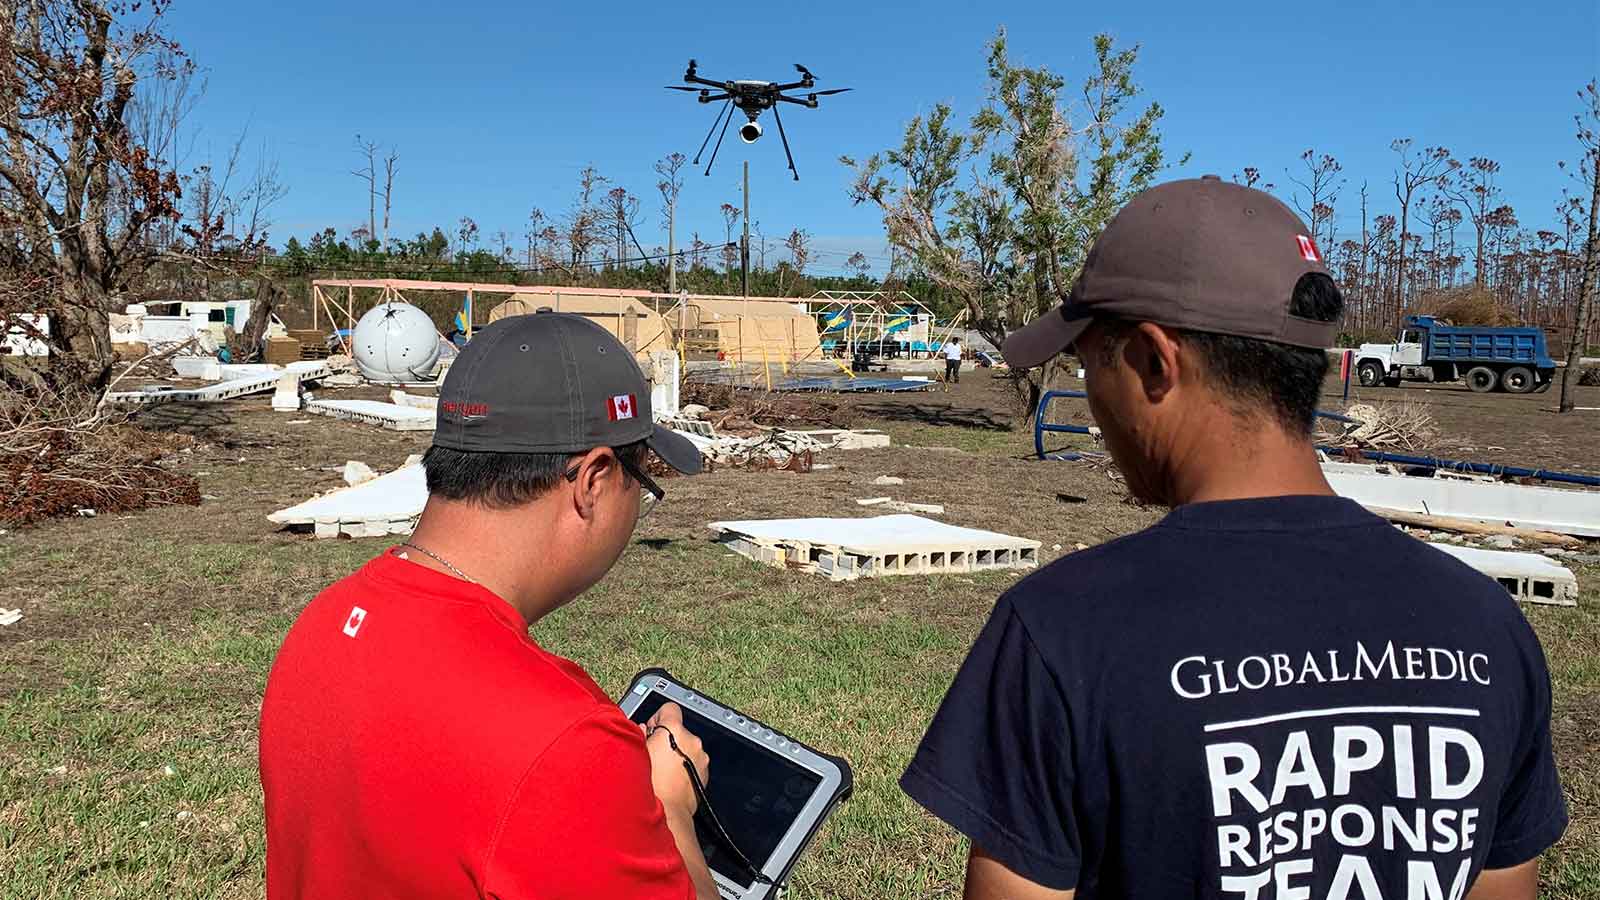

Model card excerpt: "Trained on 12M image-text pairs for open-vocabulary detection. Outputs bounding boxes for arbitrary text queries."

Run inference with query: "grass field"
[2,374,1598,898]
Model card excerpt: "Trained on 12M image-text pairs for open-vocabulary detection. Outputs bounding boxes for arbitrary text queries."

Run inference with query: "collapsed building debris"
[1429,543,1579,606]
[304,399,436,431]
[674,428,822,471]
[1323,461,1600,538]
[708,514,1039,581]
[105,362,332,406]
[1323,401,1439,451]
[268,457,426,538]
[856,497,945,515]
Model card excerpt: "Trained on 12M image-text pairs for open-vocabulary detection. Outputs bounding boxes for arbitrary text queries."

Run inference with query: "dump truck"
[1354,315,1556,394]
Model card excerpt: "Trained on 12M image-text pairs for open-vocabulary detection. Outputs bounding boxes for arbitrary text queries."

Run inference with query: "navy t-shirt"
[902,495,1566,898]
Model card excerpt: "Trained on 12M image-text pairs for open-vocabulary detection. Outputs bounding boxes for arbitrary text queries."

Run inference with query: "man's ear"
[1128,322,1182,402]
[568,447,617,521]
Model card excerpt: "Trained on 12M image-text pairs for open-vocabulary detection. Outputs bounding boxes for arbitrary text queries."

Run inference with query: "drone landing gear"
[693,100,735,174]
[771,103,799,181]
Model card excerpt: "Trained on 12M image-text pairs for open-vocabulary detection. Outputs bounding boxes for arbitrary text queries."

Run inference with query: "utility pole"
[741,160,751,297]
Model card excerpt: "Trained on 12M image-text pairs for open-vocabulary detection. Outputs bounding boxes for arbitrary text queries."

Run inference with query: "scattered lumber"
[1366,506,1583,548]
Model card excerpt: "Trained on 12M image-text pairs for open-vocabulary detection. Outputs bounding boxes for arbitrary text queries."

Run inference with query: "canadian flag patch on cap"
[1296,234,1321,262]
[607,394,637,421]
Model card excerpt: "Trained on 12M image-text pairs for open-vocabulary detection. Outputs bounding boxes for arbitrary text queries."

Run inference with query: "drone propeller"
[809,88,852,97]
[665,85,703,92]
[794,63,814,79]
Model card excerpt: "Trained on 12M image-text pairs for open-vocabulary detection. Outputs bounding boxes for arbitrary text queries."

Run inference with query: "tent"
[487,293,674,357]
[668,297,823,363]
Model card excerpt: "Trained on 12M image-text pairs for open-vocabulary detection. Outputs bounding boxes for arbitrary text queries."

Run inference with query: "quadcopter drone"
[665,60,851,180]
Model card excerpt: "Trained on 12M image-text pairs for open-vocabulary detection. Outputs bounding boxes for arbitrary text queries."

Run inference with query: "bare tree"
[526,207,547,267]
[1287,150,1343,252]
[720,202,742,272]
[1391,139,1455,321]
[565,164,607,267]
[605,186,642,269]
[782,228,811,293]
[0,0,188,385]
[352,134,378,249]
[382,147,398,249]
[654,152,687,292]
[1559,83,1600,412]
[845,251,871,280]
[1445,156,1503,287]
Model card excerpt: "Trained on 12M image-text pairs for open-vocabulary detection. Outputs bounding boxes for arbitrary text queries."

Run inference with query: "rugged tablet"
[620,669,852,900]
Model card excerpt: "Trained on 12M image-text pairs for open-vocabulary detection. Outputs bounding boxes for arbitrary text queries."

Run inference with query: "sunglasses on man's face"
[564,449,665,519]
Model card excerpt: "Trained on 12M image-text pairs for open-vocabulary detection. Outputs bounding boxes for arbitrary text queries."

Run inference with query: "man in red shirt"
[260,311,718,899]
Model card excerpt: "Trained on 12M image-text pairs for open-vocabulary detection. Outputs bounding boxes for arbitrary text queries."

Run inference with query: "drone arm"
[775,94,818,108]
[771,79,811,92]
[697,92,730,103]
[684,73,730,89]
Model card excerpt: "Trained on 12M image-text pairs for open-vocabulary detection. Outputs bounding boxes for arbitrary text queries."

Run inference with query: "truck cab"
[1355,326,1425,388]
[1354,315,1555,394]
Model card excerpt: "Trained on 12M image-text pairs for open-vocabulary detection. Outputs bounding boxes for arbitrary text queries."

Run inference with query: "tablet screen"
[629,691,823,889]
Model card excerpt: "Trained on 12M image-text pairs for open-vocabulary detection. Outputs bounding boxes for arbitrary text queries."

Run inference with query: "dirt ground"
[857,365,1600,476]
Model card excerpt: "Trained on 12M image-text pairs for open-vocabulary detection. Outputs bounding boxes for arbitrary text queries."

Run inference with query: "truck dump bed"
[1409,317,1553,368]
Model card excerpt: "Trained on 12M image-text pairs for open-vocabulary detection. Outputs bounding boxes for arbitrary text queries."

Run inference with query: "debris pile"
[1580,365,1600,387]
[1324,402,1438,451]
[675,427,823,472]
[681,380,859,432]
[1,385,199,527]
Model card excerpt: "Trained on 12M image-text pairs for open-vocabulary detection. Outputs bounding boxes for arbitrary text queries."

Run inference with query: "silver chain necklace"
[397,542,476,584]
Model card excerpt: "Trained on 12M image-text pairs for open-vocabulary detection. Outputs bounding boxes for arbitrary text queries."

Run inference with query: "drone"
[665,60,851,180]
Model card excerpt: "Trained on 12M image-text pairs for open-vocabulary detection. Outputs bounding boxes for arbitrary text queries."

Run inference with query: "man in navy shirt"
[900,177,1566,900]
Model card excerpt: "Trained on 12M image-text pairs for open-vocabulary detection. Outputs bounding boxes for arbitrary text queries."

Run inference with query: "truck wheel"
[1357,361,1385,387]
[1501,366,1536,394]
[1465,366,1499,393]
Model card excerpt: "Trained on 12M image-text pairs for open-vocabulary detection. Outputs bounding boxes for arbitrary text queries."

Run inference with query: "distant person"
[900,177,1565,900]
[944,336,963,384]
[260,313,720,900]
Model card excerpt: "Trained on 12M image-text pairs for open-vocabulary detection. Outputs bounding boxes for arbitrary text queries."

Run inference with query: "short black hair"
[1097,273,1343,434]
[1181,273,1344,433]
[422,441,648,509]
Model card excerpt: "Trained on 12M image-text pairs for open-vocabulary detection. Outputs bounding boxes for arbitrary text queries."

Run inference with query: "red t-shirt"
[259,552,693,899]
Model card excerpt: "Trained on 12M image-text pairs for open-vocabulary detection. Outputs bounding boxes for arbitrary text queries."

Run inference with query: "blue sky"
[165,0,1596,274]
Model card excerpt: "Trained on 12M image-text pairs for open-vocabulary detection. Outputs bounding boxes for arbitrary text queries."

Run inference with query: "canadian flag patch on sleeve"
[607,394,637,421]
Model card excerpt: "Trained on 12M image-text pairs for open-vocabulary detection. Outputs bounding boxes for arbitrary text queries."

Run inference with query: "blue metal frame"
[1034,390,1092,459]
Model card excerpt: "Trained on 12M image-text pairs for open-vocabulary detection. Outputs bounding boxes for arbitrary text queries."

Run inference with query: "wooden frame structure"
[308,279,828,365]
[310,279,662,355]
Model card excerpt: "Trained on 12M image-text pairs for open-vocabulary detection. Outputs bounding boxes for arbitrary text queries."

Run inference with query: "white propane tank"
[351,301,442,383]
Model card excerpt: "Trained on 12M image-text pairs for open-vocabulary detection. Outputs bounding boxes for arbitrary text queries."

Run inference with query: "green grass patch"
[2,525,1596,898]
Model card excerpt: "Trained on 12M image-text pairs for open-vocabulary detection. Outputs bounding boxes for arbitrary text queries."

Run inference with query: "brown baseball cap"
[1003,176,1336,369]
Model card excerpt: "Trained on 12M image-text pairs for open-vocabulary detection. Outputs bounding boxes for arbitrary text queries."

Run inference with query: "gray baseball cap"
[1003,176,1337,368]
[432,312,702,474]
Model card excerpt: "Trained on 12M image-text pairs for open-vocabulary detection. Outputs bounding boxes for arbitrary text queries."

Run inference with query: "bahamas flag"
[822,308,853,333]
[453,295,470,334]
[883,310,912,334]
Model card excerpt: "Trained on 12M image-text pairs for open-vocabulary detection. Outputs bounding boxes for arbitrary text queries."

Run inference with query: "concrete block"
[709,515,1038,582]
[1431,543,1579,606]
[305,399,436,431]
[271,373,302,411]
[270,463,428,539]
